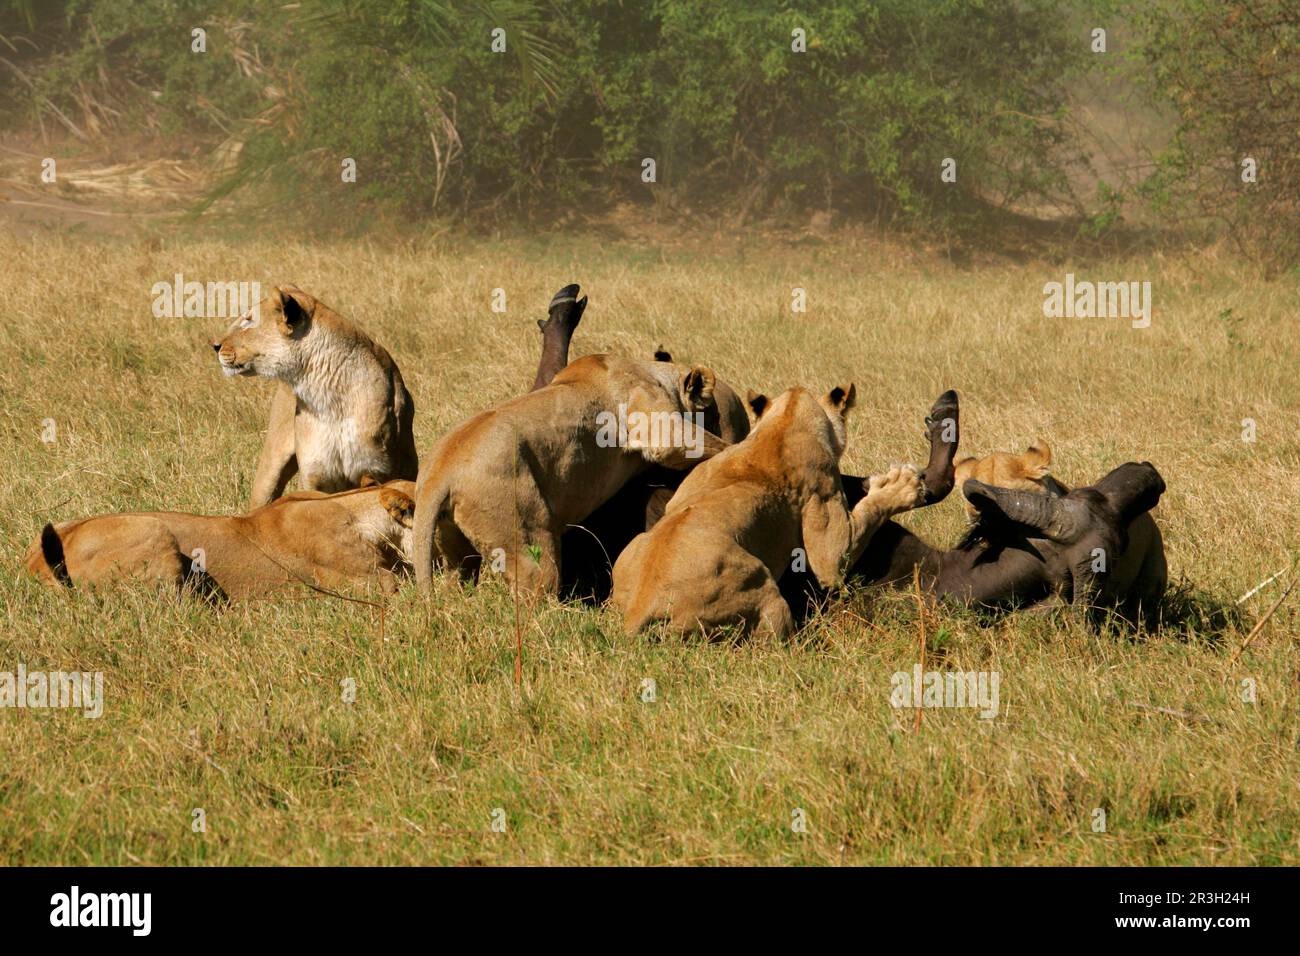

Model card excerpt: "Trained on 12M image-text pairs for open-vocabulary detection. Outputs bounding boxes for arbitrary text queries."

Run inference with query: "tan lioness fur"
[954,441,1052,518]
[25,481,417,600]
[212,286,418,508]
[412,353,733,596]
[651,347,750,444]
[611,385,926,639]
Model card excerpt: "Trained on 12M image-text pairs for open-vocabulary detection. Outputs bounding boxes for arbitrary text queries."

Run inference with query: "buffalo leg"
[532,283,587,391]
[918,388,960,506]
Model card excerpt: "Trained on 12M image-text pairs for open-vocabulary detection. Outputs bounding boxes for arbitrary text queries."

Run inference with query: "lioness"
[412,353,732,596]
[25,481,417,600]
[954,441,1055,518]
[611,384,926,639]
[212,286,418,508]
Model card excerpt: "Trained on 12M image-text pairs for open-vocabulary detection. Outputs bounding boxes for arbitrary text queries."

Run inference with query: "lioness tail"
[412,480,450,593]
[40,523,74,587]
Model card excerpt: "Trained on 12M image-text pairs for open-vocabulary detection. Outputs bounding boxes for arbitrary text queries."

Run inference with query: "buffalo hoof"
[919,388,960,505]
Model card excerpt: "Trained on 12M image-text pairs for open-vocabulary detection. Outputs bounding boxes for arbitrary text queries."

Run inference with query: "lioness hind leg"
[461,520,562,598]
[452,480,563,597]
[672,552,793,641]
[753,584,796,640]
[506,530,562,598]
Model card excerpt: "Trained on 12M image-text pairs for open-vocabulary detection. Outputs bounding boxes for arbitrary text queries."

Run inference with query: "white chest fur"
[294,403,384,489]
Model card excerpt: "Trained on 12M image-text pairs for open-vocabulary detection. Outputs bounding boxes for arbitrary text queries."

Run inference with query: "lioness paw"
[866,464,925,515]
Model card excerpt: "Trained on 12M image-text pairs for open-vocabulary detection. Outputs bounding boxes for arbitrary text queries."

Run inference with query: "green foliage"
[21,0,1297,269]
[1,0,44,32]
[9,0,1100,229]
[1133,0,1299,268]
[4,0,268,138]
[1079,181,1124,239]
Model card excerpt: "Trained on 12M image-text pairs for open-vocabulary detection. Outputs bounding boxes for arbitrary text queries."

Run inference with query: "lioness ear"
[276,287,313,335]
[680,366,716,411]
[826,383,856,417]
[358,475,379,488]
[378,488,416,529]
[653,346,673,363]
[1023,441,1052,479]
[746,390,769,423]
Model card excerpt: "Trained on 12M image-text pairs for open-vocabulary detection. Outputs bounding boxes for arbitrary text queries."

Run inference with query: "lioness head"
[954,441,1053,518]
[211,286,316,379]
[679,366,716,412]
[650,349,749,443]
[745,383,856,457]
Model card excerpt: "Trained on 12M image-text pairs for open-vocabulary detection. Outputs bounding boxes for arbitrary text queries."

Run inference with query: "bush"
[1134,0,1299,269]
[211,0,1096,227]
[34,0,1291,254]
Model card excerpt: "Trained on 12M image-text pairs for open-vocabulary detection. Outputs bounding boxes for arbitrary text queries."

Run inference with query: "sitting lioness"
[212,286,418,508]
[611,384,926,639]
[25,481,417,600]
[412,353,735,597]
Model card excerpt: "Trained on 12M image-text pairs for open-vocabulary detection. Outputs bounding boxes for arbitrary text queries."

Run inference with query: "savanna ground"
[0,224,1297,865]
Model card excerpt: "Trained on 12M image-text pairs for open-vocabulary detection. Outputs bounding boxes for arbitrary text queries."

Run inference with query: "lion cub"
[212,287,418,508]
[954,441,1053,519]
[25,481,417,600]
[611,385,925,639]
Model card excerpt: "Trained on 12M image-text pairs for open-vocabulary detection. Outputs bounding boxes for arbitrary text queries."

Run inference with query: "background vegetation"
[2,0,1295,264]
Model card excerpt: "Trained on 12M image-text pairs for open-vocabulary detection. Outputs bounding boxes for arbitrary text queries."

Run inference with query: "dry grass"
[0,227,1297,864]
